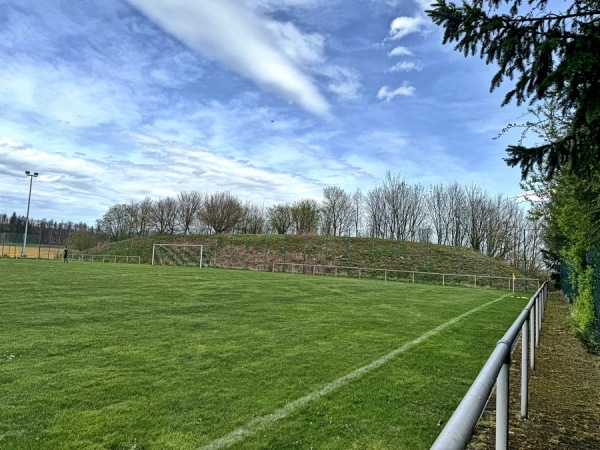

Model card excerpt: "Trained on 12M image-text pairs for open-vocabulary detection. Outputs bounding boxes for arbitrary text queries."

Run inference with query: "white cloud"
[264,20,325,67]
[377,84,415,102]
[323,66,361,99]
[0,60,141,128]
[388,46,414,57]
[0,138,106,177]
[388,61,423,72]
[125,0,331,118]
[389,16,427,40]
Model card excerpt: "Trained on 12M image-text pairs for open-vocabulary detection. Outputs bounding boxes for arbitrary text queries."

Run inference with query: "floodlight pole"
[21,171,39,258]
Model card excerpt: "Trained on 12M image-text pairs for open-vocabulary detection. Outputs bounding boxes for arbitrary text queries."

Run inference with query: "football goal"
[151,244,203,267]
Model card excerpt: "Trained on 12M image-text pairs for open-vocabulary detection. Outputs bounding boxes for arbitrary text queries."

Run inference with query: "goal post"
[152,244,203,267]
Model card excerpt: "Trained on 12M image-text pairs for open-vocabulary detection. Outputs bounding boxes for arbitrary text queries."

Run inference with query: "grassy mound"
[104,233,523,279]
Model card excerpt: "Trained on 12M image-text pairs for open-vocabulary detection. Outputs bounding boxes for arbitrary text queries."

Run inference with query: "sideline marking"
[199,293,513,450]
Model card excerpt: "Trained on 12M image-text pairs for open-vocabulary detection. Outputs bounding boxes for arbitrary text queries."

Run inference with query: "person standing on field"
[63,247,68,263]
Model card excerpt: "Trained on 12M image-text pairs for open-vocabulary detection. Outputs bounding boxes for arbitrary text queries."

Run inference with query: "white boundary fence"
[431,282,548,450]
[272,262,539,292]
[70,254,141,264]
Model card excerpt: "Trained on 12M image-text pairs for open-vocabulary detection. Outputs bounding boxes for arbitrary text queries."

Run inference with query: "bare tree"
[125,201,142,237]
[351,189,364,237]
[178,191,202,235]
[365,186,387,238]
[373,172,427,241]
[522,217,544,273]
[403,183,426,242]
[239,202,266,234]
[426,183,468,246]
[484,195,521,258]
[448,183,467,247]
[290,199,319,235]
[320,185,353,236]
[426,184,451,245]
[151,197,178,234]
[138,197,154,236]
[96,204,132,241]
[464,185,491,252]
[267,203,292,234]
[382,173,405,239]
[198,191,245,234]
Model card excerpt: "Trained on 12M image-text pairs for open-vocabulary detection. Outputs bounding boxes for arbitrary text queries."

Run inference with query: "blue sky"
[0,0,531,225]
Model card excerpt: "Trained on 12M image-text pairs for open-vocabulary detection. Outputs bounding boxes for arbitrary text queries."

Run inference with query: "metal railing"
[271,262,539,292]
[70,254,141,264]
[430,282,548,450]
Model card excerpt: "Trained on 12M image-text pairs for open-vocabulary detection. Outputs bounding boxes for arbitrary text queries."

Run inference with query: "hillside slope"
[104,233,531,283]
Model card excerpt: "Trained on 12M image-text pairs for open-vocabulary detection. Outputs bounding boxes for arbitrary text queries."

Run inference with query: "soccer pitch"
[0,259,530,449]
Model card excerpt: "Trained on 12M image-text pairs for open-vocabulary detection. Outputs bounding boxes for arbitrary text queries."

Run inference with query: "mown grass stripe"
[199,293,511,450]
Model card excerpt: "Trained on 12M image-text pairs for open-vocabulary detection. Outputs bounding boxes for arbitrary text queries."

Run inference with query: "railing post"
[521,318,529,418]
[535,295,541,347]
[496,351,510,450]
[530,302,536,370]
[542,285,547,319]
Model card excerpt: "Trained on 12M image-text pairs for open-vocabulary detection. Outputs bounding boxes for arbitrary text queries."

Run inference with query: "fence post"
[530,300,536,369]
[542,284,547,319]
[535,295,541,346]
[496,350,510,450]
[521,318,529,418]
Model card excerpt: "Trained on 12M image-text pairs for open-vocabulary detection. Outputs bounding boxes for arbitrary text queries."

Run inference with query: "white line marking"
[199,293,512,450]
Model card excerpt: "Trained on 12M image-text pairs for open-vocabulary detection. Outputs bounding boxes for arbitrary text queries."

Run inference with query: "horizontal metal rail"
[272,262,539,291]
[430,282,548,450]
[70,254,141,264]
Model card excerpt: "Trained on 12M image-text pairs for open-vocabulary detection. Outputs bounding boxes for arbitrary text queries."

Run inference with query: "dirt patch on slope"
[467,292,600,449]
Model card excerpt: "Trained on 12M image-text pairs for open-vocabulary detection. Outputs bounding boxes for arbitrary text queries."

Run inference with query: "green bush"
[573,268,597,333]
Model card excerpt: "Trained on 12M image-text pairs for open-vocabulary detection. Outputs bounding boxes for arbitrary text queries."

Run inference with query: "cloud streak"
[125,0,331,118]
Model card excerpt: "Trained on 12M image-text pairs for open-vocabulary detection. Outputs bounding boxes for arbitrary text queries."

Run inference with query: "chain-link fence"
[587,248,600,337]
[1,231,66,259]
[0,230,109,259]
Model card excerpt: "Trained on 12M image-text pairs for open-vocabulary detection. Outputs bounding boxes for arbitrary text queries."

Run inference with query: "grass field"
[0,259,531,450]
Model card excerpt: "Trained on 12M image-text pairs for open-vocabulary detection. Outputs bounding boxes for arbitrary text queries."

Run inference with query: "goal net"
[152,244,203,267]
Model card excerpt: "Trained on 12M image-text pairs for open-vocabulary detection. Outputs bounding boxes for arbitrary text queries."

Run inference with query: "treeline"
[95,173,542,273]
[0,212,93,241]
[0,212,105,251]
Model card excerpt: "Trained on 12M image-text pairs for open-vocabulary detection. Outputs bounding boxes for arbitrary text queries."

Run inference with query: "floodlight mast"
[21,171,39,258]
